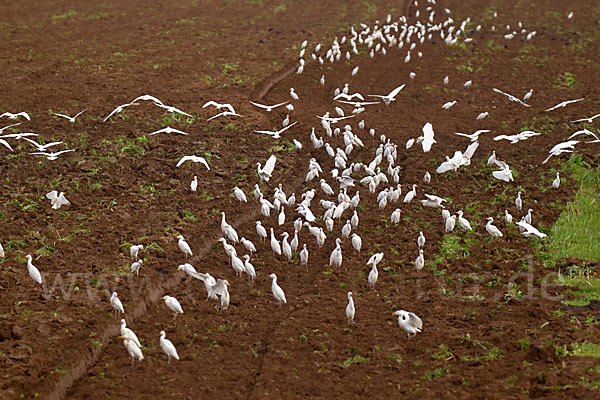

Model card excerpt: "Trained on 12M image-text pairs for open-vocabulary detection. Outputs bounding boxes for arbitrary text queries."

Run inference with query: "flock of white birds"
[1,0,597,366]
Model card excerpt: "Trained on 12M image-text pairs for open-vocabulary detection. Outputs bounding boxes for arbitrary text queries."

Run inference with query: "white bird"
[290,88,299,100]
[25,254,42,284]
[233,186,247,202]
[0,111,30,121]
[129,244,143,260]
[367,252,384,269]
[570,113,600,123]
[423,172,431,184]
[485,217,503,238]
[545,98,584,112]
[0,243,4,258]
[351,233,362,253]
[177,235,193,259]
[120,319,141,348]
[253,121,298,139]
[159,331,180,363]
[476,112,489,120]
[329,238,343,268]
[505,210,513,224]
[515,191,523,211]
[270,228,282,255]
[148,126,189,136]
[421,122,436,152]
[442,100,457,110]
[368,84,405,105]
[492,160,514,182]
[46,191,70,209]
[391,208,401,224]
[403,184,417,203]
[346,292,355,323]
[218,238,237,258]
[162,295,184,317]
[523,89,533,101]
[368,265,378,288]
[457,211,472,230]
[206,110,243,121]
[202,100,235,114]
[320,179,335,196]
[415,249,425,270]
[0,138,13,152]
[454,129,490,142]
[487,151,496,166]
[281,232,293,261]
[131,259,143,276]
[552,172,560,188]
[270,273,287,305]
[300,244,309,267]
[30,149,75,160]
[256,221,267,241]
[278,207,286,226]
[249,100,289,112]
[241,237,256,253]
[257,155,277,182]
[243,255,256,281]
[492,88,531,107]
[119,336,144,366]
[393,310,423,338]
[176,155,210,169]
[290,230,299,252]
[417,231,425,248]
[231,254,246,278]
[190,176,198,192]
[421,194,446,208]
[516,220,548,239]
[464,80,472,87]
[445,215,456,232]
[52,109,86,123]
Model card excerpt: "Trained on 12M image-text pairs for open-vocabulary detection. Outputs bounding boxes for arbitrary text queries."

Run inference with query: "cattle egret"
[218,238,237,258]
[281,232,293,261]
[118,336,143,366]
[256,221,267,241]
[515,191,523,211]
[415,250,424,270]
[417,231,426,248]
[423,172,431,184]
[290,88,299,100]
[257,155,277,182]
[329,238,343,268]
[524,209,533,225]
[290,230,299,252]
[130,244,143,260]
[25,254,42,285]
[241,237,256,253]
[131,259,143,276]
[516,220,548,239]
[0,111,30,120]
[421,122,436,152]
[46,191,70,209]
[300,244,309,267]
[53,109,86,123]
[233,186,247,202]
[457,211,472,230]
[249,100,289,112]
[270,228,282,256]
[391,208,401,224]
[368,265,378,288]
[403,184,417,203]
[231,254,245,278]
[162,295,184,317]
[159,331,180,364]
[320,179,335,196]
[346,292,355,323]
[368,84,405,105]
[351,233,362,253]
[476,112,489,120]
[393,310,423,338]
[505,210,513,224]
[177,235,193,259]
[487,151,496,166]
[486,217,503,238]
[445,215,456,232]
[523,89,533,101]
[552,172,560,188]
[278,207,285,226]
[120,319,141,348]
[270,273,287,305]
[0,243,4,258]
[351,210,359,228]
[190,176,198,192]
[243,255,256,281]
[341,220,352,239]
[176,155,210,169]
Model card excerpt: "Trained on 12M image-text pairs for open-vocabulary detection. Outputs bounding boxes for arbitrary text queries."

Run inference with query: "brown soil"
[1,0,600,399]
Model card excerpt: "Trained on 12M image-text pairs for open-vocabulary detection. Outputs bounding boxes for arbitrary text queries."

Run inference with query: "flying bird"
[253,121,298,139]
[545,98,585,112]
[202,101,236,114]
[175,155,210,169]
[46,191,71,209]
[148,126,189,136]
[52,109,86,123]
[492,88,531,107]
[368,84,405,105]
[30,149,75,160]
[249,100,289,112]
[257,155,277,182]
[0,111,30,121]
[393,310,423,338]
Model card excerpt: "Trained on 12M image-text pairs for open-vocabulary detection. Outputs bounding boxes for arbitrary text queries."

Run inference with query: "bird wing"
[422,122,434,139]
[53,113,72,119]
[148,127,167,135]
[0,139,14,151]
[263,155,277,175]
[54,149,75,156]
[276,120,298,134]
[270,101,289,109]
[46,191,58,200]
[387,84,406,98]
[170,128,189,135]
[249,101,268,109]
[463,142,479,159]
[408,312,423,329]
[176,156,192,167]
[202,100,218,108]
[74,109,87,118]
[254,129,277,136]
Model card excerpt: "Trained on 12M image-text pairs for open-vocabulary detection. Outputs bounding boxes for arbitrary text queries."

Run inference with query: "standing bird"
[329,238,343,268]
[300,244,309,268]
[131,259,143,276]
[552,172,560,189]
[270,228,282,256]
[243,255,256,282]
[241,237,257,253]
[486,217,503,238]
[415,250,425,270]
[118,336,144,366]
[417,231,426,248]
[403,184,417,203]
[290,88,299,100]
[523,89,533,101]
[345,292,355,323]
[269,273,287,306]
[256,221,267,241]
[393,310,423,338]
[110,292,124,318]
[177,235,193,260]
[487,151,496,167]
[505,210,513,224]
[233,186,247,202]
[515,191,523,211]
[368,265,378,288]
[457,211,472,231]
[159,331,180,364]
[130,244,143,260]
[351,233,362,253]
[445,215,456,232]
[162,295,184,317]
[190,176,198,192]
[26,254,42,285]
[120,319,142,348]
